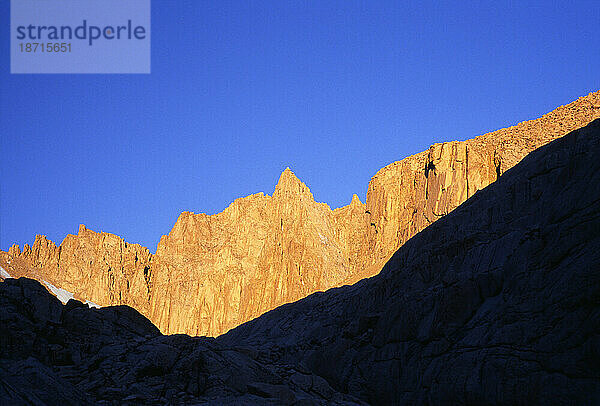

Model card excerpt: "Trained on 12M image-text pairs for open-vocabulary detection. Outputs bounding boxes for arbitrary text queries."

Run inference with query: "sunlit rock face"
[148,168,370,335]
[3,119,598,405]
[362,90,600,273]
[1,227,152,313]
[2,90,600,336]
[222,119,600,405]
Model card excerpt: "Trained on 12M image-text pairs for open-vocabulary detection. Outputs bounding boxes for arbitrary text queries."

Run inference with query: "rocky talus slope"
[2,119,598,405]
[2,90,599,336]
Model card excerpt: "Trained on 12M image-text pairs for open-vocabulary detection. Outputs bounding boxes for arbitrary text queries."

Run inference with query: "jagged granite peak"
[273,167,313,198]
[148,170,362,335]
[222,119,600,404]
[8,243,20,257]
[2,120,598,405]
[1,225,153,314]
[2,90,600,337]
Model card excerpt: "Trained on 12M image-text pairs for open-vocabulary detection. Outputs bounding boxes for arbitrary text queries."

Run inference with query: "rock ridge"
[221,119,600,404]
[2,90,600,336]
[3,119,598,404]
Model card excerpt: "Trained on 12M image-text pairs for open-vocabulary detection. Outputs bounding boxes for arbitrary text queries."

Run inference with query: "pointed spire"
[32,235,56,252]
[78,224,87,234]
[277,167,299,185]
[273,167,313,199]
[8,243,21,257]
[350,194,362,207]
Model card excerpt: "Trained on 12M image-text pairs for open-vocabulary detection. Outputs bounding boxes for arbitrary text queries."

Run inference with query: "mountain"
[2,119,598,405]
[2,90,599,336]
[219,118,600,404]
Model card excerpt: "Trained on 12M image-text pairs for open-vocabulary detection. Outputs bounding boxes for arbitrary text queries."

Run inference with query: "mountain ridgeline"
[2,90,600,337]
[2,118,599,404]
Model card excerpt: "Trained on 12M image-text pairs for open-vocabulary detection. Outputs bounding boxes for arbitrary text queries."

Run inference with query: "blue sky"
[1,1,599,252]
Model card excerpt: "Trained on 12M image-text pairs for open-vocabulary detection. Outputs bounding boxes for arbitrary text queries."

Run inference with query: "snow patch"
[42,280,75,304]
[0,266,11,279]
[0,265,101,309]
[41,280,101,308]
[86,300,101,309]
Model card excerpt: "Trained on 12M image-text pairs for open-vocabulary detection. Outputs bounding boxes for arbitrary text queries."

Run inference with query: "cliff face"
[148,169,369,335]
[3,90,600,336]
[221,119,600,405]
[3,120,598,405]
[1,226,152,314]
[362,90,600,273]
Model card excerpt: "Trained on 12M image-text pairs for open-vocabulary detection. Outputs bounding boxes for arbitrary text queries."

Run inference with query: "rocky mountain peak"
[8,244,20,257]
[349,193,362,207]
[2,91,599,338]
[273,167,313,199]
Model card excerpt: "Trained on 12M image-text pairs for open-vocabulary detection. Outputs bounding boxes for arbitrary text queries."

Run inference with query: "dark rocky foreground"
[2,119,600,405]
[0,278,364,405]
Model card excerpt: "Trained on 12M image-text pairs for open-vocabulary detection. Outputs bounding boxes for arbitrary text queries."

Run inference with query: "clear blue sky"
[1,1,599,252]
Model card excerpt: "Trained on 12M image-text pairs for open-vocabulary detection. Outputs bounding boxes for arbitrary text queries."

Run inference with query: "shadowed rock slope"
[221,119,600,404]
[2,90,600,337]
[2,120,599,405]
[0,278,364,405]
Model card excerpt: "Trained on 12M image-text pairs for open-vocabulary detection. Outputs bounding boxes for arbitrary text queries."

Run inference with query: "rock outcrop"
[0,226,152,314]
[222,119,600,404]
[147,168,370,335]
[361,90,600,272]
[2,91,600,336]
[3,119,599,405]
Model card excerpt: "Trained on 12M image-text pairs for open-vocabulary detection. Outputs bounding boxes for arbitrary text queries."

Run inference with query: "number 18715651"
[20,43,71,52]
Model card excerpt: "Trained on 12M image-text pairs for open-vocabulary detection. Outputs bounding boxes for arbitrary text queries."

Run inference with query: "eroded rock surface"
[3,119,599,405]
[222,119,600,405]
[361,90,600,274]
[3,91,600,336]
[1,226,152,313]
[147,169,369,335]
